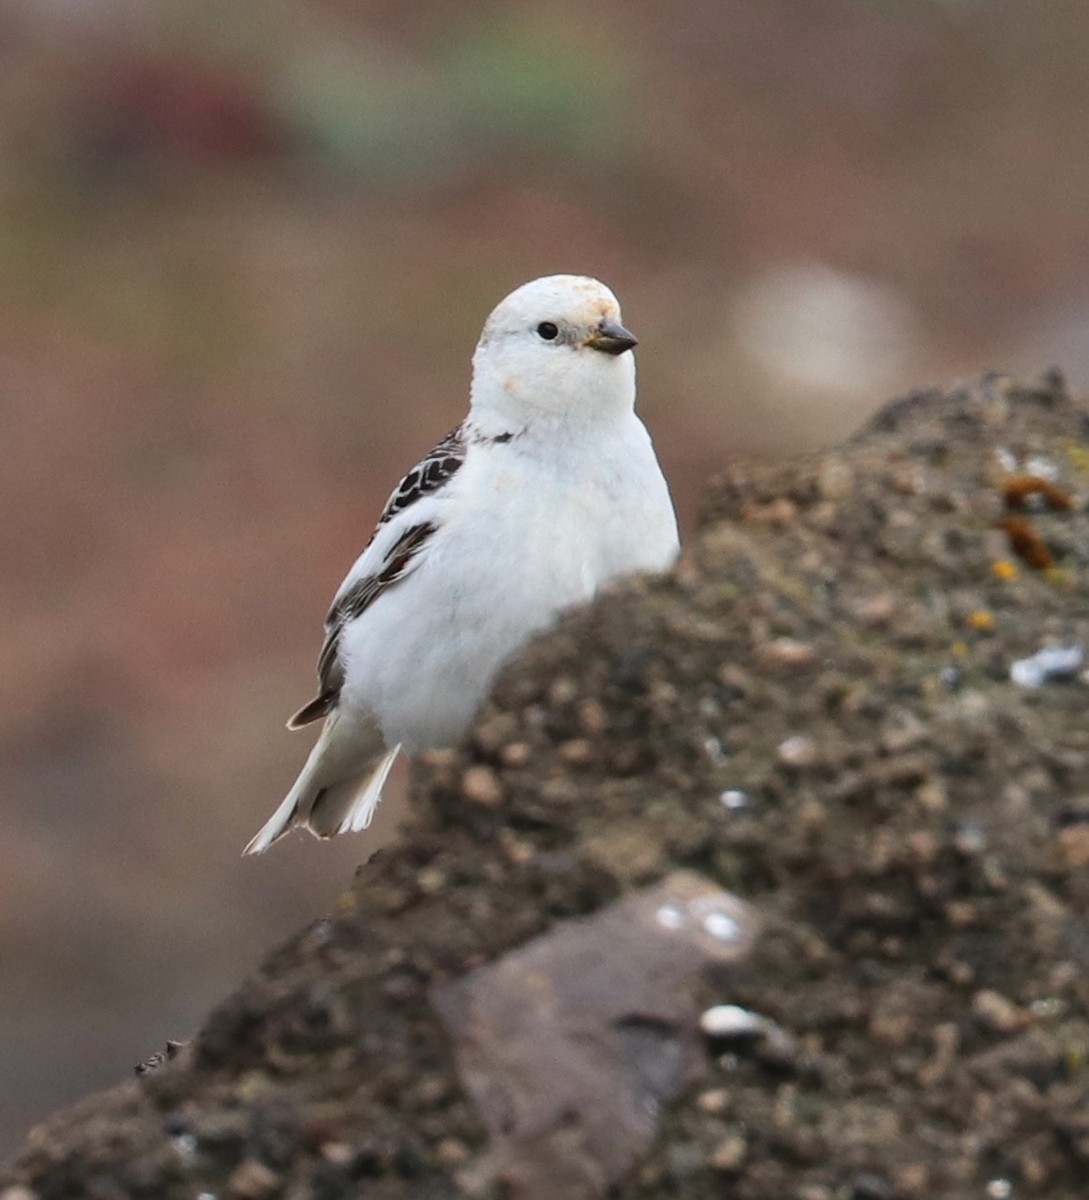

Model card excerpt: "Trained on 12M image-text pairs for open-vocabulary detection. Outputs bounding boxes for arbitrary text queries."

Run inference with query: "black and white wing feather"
[287,427,466,729]
[373,426,465,531]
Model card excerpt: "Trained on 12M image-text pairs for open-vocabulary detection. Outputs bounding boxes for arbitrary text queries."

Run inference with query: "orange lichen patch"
[999,517,1055,570]
[966,610,994,632]
[1001,474,1074,512]
[991,558,1020,582]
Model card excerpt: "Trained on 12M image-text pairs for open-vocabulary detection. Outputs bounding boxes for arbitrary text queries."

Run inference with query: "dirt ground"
[6,373,1089,1199]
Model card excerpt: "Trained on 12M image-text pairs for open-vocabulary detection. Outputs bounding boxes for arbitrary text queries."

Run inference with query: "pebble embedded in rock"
[972,989,1029,1033]
[695,1087,730,1114]
[699,1004,767,1040]
[777,735,820,768]
[759,638,818,668]
[435,1138,470,1166]
[227,1159,280,1200]
[498,741,531,767]
[1010,643,1085,688]
[461,766,502,807]
[708,1132,747,1172]
[1056,824,1089,869]
[559,738,594,764]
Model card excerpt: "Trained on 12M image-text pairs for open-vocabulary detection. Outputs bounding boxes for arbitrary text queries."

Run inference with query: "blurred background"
[4,0,1089,1155]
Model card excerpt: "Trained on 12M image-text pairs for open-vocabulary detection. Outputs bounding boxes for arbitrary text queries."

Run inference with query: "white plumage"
[244,274,679,854]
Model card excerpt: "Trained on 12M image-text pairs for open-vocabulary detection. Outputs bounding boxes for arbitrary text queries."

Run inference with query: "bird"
[244,274,679,854]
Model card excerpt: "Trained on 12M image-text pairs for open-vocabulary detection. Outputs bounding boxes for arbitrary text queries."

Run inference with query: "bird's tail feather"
[312,744,401,837]
[243,715,397,855]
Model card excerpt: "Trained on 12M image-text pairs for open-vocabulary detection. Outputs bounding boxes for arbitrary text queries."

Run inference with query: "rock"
[777,735,820,769]
[699,1004,766,1040]
[972,989,1030,1033]
[432,873,759,1199]
[227,1159,280,1200]
[9,374,1089,1200]
[758,638,818,668]
[708,1133,747,1172]
[1056,824,1089,869]
[461,765,502,807]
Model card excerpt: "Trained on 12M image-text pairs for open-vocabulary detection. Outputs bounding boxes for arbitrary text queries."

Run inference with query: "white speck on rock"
[701,911,740,942]
[655,904,687,930]
[699,1004,767,1038]
[1010,643,1084,688]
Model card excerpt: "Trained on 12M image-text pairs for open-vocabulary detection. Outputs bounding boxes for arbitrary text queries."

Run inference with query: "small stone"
[700,1004,766,1040]
[559,738,594,764]
[473,713,519,753]
[435,1138,470,1166]
[851,592,898,626]
[1057,824,1089,869]
[869,1007,916,1047]
[953,822,988,855]
[948,960,975,985]
[759,638,818,668]
[499,741,531,767]
[0,1188,38,1200]
[777,735,819,769]
[945,900,977,927]
[894,1163,929,1195]
[228,1159,280,1200]
[798,798,825,829]
[695,1087,730,1114]
[577,699,607,736]
[709,1133,747,1172]
[905,830,938,864]
[320,1142,354,1164]
[548,677,579,705]
[972,989,1029,1033]
[1021,1154,1049,1185]
[416,867,446,894]
[461,766,502,807]
[915,779,947,811]
[1010,643,1085,688]
[500,834,534,865]
[743,497,798,524]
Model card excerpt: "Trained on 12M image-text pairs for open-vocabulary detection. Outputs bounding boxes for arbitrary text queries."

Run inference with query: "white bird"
[244,274,679,854]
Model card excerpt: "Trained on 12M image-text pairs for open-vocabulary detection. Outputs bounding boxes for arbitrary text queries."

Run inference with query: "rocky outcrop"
[6,374,1089,1200]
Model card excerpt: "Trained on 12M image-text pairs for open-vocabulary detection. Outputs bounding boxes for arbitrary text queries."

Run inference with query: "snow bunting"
[244,274,679,853]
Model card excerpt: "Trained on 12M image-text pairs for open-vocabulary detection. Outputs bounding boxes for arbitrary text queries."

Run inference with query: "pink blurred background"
[4,0,1089,1153]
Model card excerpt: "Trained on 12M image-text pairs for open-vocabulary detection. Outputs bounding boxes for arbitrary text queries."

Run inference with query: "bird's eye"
[536,322,559,341]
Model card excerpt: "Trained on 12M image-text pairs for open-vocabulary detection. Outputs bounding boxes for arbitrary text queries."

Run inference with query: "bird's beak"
[586,317,638,356]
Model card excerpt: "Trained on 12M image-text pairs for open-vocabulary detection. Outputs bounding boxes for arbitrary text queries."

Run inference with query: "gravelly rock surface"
[6,373,1089,1200]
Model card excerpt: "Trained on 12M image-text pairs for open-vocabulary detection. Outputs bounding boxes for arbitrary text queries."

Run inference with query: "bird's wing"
[370,425,465,534]
[287,427,466,729]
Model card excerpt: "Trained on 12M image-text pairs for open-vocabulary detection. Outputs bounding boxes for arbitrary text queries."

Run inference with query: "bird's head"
[470,275,638,425]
